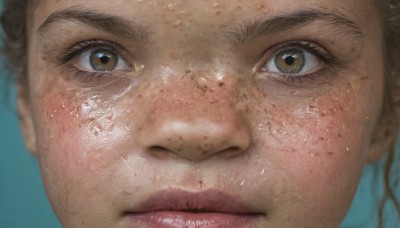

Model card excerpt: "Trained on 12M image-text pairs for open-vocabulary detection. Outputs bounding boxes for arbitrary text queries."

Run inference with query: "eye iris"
[90,49,118,71]
[275,49,305,74]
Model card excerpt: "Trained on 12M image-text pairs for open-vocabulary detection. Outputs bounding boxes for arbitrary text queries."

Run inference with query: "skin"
[19,0,392,227]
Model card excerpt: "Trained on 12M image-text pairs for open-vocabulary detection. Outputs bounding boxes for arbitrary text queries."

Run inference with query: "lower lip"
[125,211,260,228]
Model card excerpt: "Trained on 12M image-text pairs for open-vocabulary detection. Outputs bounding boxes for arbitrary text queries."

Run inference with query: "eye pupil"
[99,55,109,64]
[284,55,295,65]
[275,49,305,74]
[90,49,118,71]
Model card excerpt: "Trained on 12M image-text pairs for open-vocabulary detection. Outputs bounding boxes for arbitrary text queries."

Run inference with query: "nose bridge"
[137,71,251,161]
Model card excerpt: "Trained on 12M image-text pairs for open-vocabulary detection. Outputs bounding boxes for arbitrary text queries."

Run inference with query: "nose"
[136,78,251,161]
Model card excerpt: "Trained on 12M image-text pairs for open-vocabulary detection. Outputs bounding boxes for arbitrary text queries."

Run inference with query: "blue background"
[0,2,398,227]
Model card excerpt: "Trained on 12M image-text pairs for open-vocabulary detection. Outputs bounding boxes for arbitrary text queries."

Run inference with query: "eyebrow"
[226,8,364,44]
[38,6,152,43]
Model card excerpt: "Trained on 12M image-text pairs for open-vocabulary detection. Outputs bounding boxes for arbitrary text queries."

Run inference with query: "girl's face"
[22,0,387,227]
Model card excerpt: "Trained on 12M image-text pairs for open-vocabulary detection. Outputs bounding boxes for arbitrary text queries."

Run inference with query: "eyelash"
[258,41,342,85]
[58,40,132,83]
[59,39,341,87]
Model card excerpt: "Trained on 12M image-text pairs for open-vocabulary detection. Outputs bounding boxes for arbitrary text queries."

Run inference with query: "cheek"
[33,85,138,208]
[252,84,375,212]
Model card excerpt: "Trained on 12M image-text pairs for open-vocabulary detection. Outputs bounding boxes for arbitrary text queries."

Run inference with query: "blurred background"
[0,2,399,228]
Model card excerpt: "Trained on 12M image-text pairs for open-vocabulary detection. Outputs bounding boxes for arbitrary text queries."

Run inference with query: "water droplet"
[260,169,265,175]
[240,180,245,186]
[173,19,182,27]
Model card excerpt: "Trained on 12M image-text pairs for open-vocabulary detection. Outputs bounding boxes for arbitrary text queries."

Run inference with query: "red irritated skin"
[20,0,387,227]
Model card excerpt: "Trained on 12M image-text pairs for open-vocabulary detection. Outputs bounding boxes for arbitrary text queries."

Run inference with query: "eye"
[264,47,323,76]
[76,47,130,72]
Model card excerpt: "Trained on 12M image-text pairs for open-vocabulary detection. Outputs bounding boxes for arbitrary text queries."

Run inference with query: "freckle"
[203,136,208,140]
[327,152,333,156]
[218,82,225,87]
[338,133,342,138]
[215,10,222,15]
[178,136,183,140]
[319,137,325,141]
[360,75,369,81]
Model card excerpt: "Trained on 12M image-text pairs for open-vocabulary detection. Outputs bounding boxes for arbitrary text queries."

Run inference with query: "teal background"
[0,79,61,228]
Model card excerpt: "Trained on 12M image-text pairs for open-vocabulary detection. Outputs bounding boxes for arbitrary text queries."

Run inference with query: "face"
[21,0,386,227]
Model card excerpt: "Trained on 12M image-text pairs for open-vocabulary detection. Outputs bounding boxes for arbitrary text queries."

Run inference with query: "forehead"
[33,0,374,28]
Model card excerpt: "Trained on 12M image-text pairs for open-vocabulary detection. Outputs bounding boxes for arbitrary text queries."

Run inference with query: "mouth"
[123,189,265,228]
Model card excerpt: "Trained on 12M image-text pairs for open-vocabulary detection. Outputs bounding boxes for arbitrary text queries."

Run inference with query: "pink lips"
[123,189,264,228]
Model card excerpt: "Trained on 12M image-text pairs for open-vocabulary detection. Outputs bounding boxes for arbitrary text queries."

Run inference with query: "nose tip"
[141,118,251,161]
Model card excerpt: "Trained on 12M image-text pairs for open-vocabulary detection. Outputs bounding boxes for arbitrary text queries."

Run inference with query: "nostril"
[147,146,173,159]
[140,119,251,161]
[148,144,244,160]
[191,145,244,160]
[149,146,168,152]
[218,146,244,159]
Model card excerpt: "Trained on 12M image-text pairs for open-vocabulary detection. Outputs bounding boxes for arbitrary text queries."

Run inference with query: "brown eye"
[263,47,322,76]
[90,49,118,71]
[275,49,305,74]
[74,46,130,73]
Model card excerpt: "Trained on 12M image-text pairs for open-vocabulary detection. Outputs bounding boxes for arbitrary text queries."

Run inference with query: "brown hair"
[1,0,399,226]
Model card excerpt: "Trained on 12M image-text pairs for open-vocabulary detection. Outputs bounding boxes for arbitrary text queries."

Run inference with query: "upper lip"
[124,189,263,215]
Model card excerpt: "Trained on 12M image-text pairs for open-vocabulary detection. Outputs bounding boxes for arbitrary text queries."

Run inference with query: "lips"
[123,189,265,228]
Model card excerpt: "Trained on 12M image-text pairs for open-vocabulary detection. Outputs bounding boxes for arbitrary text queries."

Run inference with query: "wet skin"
[21,0,387,227]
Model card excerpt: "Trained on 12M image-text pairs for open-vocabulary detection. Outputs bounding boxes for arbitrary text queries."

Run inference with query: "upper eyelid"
[58,40,133,65]
[255,41,336,71]
[279,42,337,65]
